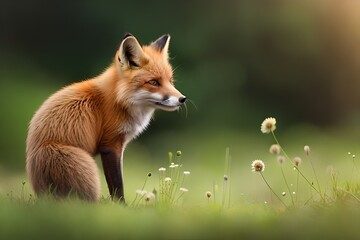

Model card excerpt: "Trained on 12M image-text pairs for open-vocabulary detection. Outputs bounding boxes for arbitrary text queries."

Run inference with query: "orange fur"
[26,34,186,201]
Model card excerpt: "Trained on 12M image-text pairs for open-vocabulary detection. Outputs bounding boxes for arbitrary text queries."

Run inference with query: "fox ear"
[118,34,147,68]
[151,34,170,60]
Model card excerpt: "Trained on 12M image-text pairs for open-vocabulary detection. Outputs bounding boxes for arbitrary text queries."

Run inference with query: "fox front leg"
[100,147,125,203]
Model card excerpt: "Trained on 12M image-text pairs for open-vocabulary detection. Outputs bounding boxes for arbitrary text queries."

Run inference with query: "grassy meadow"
[1,124,360,239]
[2,1,360,239]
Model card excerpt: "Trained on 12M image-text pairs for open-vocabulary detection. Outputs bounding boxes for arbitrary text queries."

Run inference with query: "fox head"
[115,33,186,111]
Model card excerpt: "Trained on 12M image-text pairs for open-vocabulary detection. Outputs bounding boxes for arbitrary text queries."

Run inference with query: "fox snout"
[132,88,186,111]
[155,94,186,111]
[162,95,187,104]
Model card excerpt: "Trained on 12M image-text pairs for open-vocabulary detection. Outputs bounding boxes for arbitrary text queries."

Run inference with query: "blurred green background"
[1,0,360,180]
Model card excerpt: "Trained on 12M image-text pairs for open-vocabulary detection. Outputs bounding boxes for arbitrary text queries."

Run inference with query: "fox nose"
[178,96,187,103]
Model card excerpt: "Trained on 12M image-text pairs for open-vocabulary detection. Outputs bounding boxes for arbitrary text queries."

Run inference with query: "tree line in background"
[1,0,360,169]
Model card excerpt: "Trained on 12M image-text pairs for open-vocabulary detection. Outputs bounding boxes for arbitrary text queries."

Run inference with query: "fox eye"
[148,79,160,87]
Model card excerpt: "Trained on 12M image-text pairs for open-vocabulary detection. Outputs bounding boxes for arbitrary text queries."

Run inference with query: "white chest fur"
[123,105,155,142]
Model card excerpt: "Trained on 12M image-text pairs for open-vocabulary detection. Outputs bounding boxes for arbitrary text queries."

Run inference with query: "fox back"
[26,34,186,201]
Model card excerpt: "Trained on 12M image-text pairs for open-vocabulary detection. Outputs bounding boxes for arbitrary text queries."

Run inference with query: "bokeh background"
[1,0,360,201]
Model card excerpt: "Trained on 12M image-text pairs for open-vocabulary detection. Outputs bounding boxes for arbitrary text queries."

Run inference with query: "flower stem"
[260,172,287,208]
[296,171,299,203]
[271,130,324,201]
[213,181,217,204]
[170,166,183,204]
[130,174,150,207]
[222,147,231,208]
[271,131,291,161]
[294,165,323,198]
[341,189,360,203]
[307,153,322,197]
[222,179,227,208]
[174,192,185,204]
[281,166,295,208]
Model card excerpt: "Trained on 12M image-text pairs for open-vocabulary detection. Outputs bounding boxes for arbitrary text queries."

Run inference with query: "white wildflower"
[269,144,281,155]
[251,160,265,172]
[294,157,302,167]
[277,155,285,164]
[144,192,155,203]
[304,145,310,155]
[261,117,277,134]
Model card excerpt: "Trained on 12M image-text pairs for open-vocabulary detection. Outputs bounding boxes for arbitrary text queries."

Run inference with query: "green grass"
[1,195,360,239]
[1,126,360,239]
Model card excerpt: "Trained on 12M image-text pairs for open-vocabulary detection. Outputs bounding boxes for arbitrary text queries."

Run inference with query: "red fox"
[26,34,186,202]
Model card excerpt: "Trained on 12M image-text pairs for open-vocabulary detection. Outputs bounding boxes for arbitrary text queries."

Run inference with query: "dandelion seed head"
[304,145,310,155]
[183,171,190,175]
[348,152,351,155]
[158,167,166,172]
[292,192,296,195]
[294,157,302,167]
[144,192,155,202]
[277,156,285,164]
[282,192,286,196]
[261,117,277,134]
[206,191,212,198]
[251,160,265,172]
[164,177,171,182]
[269,144,281,155]
[353,155,356,158]
[180,187,189,192]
